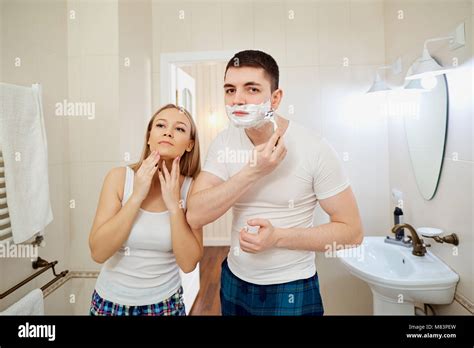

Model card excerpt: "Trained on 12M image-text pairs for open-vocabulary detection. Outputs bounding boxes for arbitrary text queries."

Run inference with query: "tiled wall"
[66,0,152,274]
[0,0,71,312]
[66,0,121,273]
[384,0,473,315]
[0,0,153,312]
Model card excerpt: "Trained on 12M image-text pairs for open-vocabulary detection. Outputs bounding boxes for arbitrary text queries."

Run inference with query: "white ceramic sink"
[336,236,459,315]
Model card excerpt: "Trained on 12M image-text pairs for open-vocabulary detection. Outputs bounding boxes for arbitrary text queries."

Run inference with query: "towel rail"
[0,257,69,299]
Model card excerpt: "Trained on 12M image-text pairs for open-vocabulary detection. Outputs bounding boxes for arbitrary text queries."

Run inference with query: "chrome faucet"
[391,223,430,256]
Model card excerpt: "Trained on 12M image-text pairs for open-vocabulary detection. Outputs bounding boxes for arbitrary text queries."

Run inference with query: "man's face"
[223,66,273,108]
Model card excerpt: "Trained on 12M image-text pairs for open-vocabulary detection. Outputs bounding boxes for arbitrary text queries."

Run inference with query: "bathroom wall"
[0,0,3,80]
[65,0,153,313]
[384,0,473,315]
[0,0,71,312]
[151,0,391,315]
[0,0,153,314]
[67,0,120,274]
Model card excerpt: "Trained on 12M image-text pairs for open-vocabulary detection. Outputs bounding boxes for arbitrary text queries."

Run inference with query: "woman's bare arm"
[88,167,141,264]
[89,151,160,263]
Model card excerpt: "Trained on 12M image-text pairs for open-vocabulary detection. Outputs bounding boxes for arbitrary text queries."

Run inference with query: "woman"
[88,104,203,316]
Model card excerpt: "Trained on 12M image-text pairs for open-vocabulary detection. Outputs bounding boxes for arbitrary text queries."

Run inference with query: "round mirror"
[403,59,448,200]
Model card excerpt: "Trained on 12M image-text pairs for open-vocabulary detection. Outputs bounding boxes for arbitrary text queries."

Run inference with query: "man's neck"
[244,115,289,146]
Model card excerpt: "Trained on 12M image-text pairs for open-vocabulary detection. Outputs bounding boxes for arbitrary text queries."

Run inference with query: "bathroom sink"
[336,236,459,315]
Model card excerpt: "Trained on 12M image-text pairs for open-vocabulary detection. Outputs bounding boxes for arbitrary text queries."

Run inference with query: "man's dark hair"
[225,50,279,92]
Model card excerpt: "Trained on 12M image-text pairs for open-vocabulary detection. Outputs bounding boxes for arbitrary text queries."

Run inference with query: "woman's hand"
[158,156,182,214]
[131,150,160,203]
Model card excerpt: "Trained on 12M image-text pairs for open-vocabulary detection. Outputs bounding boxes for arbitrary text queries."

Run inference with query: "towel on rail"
[0,83,53,244]
[0,288,44,315]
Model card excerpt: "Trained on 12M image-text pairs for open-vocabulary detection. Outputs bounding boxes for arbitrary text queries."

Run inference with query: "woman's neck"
[150,158,176,190]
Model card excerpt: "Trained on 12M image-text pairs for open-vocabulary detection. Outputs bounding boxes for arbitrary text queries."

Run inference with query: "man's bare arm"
[273,187,364,251]
[186,169,259,230]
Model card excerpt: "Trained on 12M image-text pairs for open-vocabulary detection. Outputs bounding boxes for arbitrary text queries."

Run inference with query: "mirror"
[403,59,448,200]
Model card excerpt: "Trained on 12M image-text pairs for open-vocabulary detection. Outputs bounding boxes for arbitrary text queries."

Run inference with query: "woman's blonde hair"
[130,104,201,178]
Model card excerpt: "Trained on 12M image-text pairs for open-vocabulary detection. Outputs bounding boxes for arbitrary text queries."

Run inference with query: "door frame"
[159,50,236,105]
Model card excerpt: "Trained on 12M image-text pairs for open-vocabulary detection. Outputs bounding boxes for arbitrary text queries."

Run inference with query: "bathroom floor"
[189,246,229,316]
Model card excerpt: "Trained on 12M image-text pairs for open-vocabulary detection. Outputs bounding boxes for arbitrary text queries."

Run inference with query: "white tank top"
[94,166,193,306]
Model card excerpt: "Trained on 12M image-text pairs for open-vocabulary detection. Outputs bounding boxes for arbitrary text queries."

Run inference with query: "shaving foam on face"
[226,100,274,129]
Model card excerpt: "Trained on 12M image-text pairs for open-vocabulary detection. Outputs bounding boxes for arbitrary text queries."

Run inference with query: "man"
[187,50,363,316]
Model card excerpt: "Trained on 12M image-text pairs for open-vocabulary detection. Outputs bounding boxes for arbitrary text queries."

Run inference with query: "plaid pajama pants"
[89,286,186,316]
[220,258,324,316]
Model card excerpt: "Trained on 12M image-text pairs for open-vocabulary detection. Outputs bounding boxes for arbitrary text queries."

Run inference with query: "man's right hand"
[245,129,287,179]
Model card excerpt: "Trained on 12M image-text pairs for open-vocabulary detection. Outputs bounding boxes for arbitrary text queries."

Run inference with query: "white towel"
[0,83,53,244]
[0,288,44,315]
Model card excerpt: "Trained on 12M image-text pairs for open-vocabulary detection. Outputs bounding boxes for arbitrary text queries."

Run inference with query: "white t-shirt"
[94,166,193,305]
[202,121,350,285]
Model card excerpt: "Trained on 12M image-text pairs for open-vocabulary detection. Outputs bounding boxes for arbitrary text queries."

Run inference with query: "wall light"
[208,111,217,125]
[405,22,465,80]
[367,57,402,94]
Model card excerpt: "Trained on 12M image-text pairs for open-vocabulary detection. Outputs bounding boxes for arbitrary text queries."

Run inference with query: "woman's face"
[148,108,194,160]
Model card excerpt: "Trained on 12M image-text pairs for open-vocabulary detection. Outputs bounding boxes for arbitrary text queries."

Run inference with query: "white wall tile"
[69,162,120,270]
[385,1,474,311]
[71,278,97,314]
[279,66,321,132]
[152,72,161,110]
[69,0,119,56]
[44,281,72,315]
[435,297,472,315]
[67,0,82,57]
[2,0,38,57]
[349,0,385,65]
[67,0,118,56]
[43,164,70,265]
[253,0,286,67]
[444,65,473,162]
[118,3,153,166]
[319,66,353,146]
[154,1,193,53]
[317,0,351,66]
[191,1,223,51]
[284,0,318,66]
[81,55,119,120]
[119,0,152,56]
[151,1,163,73]
[38,52,69,166]
[35,0,67,56]
[222,0,254,51]
[0,0,3,82]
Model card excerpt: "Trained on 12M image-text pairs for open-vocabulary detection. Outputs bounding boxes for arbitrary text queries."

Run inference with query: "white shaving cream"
[225,100,275,129]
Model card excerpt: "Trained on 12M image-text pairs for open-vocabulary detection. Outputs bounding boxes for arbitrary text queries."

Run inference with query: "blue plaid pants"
[220,258,324,316]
